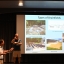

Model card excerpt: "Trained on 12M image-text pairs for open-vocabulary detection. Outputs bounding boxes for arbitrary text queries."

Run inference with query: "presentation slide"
[25,15,64,53]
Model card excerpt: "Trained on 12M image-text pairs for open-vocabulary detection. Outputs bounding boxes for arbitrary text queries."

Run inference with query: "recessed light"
[18,1,23,6]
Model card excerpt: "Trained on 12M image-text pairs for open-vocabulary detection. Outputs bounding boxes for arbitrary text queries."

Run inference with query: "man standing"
[11,34,22,64]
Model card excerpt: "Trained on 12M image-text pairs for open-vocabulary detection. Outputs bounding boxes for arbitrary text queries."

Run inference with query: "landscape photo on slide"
[47,38,62,50]
[26,20,45,35]
[26,37,45,51]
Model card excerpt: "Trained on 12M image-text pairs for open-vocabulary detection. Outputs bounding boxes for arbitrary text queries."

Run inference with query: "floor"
[4,62,32,64]
[4,62,57,64]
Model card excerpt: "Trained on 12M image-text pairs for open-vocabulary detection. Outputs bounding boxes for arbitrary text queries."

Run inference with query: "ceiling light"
[18,1,23,6]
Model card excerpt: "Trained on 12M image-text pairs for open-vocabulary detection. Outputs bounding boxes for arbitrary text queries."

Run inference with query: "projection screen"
[17,15,64,54]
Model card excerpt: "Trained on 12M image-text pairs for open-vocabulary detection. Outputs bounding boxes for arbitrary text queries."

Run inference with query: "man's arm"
[3,50,9,53]
[17,39,22,45]
[9,47,14,52]
[11,39,15,43]
[11,38,17,45]
[4,48,14,53]
[0,52,7,55]
[17,42,22,45]
[14,39,22,45]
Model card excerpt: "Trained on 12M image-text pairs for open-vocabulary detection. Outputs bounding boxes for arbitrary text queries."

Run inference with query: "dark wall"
[16,15,25,54]
[0,13,16,62]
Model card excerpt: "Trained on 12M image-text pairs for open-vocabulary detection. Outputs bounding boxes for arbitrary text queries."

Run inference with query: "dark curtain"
[0,13,16,62]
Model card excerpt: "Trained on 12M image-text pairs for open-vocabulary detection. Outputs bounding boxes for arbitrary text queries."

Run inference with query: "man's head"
[0,39,4,46]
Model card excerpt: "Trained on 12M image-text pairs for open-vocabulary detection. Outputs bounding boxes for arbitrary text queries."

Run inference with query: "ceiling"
[0,1,64,8]
[0,1,22,8]
[0,1,64,14]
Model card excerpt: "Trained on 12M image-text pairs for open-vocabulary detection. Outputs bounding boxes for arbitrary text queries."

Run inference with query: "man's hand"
[13,42,18,44]
[9,48,14,51]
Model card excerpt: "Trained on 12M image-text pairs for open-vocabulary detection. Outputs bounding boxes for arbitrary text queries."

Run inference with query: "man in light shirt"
[0,39,13,64]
